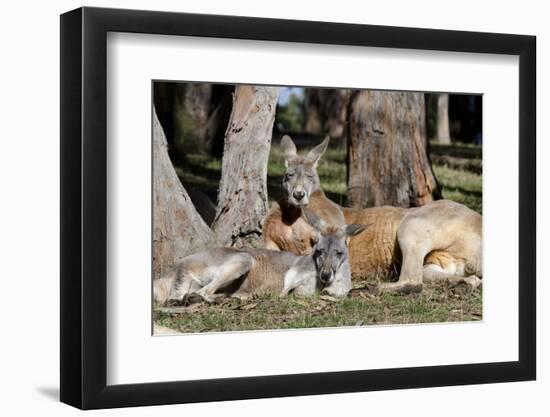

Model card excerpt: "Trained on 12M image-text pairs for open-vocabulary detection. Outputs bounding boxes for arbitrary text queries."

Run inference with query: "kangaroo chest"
[278,216,316,255]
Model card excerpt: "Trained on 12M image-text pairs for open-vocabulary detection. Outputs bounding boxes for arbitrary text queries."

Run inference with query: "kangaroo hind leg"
[167,273,202,305]
[423,263,482,291]
[195,252,254,303]
[379,221,430,294]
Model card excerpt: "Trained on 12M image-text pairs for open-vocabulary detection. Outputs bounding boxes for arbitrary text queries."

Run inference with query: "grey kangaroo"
[154,211,367,305]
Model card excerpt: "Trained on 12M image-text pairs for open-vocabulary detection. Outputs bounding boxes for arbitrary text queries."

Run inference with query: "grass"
[155,283,482,333]
[433,165,482,214]
[160,138,483,333]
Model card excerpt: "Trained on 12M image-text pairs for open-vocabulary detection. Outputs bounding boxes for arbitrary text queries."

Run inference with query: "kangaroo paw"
[450,275,482,292]
[194,289,226,304]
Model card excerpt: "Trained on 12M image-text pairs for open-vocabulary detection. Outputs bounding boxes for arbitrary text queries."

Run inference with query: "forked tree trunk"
[346,90,440,208]
[153,108,213,278]
[212,85,279,248]
[436,93,451,144]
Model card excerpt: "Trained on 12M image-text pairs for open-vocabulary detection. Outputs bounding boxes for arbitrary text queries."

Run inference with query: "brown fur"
[263,189,344,254]
[234,249,297,295]
[342,206,406,279]
[264,196,482,282]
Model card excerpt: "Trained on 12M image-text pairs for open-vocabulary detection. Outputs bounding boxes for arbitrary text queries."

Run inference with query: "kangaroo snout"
[293,190,305,202]
[320,270,333,283]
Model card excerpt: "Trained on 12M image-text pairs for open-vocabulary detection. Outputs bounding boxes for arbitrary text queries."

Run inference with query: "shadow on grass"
[177,153,348,207]
[443,186,482,199]
[429,143,482,160]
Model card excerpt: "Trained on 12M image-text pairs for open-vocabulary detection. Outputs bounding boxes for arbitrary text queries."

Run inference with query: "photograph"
[151,82,483,334]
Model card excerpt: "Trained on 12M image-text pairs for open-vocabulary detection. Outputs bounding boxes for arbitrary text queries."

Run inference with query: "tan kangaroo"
[154,212,368,304]
[263,135,482,294]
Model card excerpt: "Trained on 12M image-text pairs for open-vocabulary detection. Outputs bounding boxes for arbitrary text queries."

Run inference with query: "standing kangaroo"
[263,135,482,294]
[154,212,367,305]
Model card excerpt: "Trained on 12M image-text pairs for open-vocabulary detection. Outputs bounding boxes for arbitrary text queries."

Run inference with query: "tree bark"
[211,85,279,248]
[304,88,350,138]
[346,90,440,208]
[153,107,213,278]
[436,93,451,144]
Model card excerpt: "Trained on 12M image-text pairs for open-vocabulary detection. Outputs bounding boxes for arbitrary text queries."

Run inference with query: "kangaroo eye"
[335,251,344,257]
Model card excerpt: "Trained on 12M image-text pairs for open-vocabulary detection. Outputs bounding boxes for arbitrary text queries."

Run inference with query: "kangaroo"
[263,135,483,294]
[154,212,367,305]
[263,136,345,254]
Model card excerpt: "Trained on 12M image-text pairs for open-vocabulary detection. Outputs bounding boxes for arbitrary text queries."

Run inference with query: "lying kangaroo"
[263,135,482,294]
[154,213,367,304]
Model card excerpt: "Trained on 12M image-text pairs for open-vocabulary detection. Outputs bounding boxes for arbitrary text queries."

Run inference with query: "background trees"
[304,88,350,139]
[153,82,482,276]
[153,82,234,158]
[436,93,451,145]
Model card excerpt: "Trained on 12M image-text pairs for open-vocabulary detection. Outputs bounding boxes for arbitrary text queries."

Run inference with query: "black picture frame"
[60,6,536,410]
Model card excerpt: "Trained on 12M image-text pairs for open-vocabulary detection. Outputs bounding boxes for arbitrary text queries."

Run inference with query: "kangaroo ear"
[302,208,327,232]
[280,135,297,166]
[345,224,369,237]
[306,136,330,167]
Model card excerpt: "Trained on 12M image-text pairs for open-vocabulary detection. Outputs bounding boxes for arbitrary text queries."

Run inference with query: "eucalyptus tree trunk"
[346,90,440,208]
[153,108,213,278]
[212,85,279,248]
[436,93,451,144]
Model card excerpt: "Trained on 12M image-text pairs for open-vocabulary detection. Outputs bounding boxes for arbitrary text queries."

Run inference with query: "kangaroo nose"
[293,191,305,201]
[320,271,332,283]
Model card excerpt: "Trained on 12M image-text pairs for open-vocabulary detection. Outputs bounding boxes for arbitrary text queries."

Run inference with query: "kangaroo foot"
[193,289,225,304]
[181,293,205,305]
[231,292,251,301]
[463,275,482,290]
[349,283,379,298]
[320,287,348,298]
[379,281,423,295]
[449,275,482,293]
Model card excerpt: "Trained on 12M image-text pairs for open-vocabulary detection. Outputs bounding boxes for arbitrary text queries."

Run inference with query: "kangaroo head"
[304,209,368,286]
[280,135,329,207]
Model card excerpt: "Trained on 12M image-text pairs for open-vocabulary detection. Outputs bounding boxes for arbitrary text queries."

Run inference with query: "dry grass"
[154,282,482,333]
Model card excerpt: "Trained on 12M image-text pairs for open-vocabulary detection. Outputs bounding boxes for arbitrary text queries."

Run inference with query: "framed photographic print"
[60,6,536,410]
